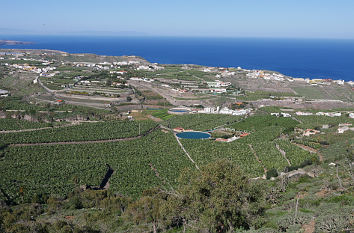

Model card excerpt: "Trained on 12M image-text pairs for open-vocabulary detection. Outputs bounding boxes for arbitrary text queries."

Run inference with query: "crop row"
[295,115,354,129]
[231,115,298,132]
[275,139,318,167]
[0,118,53,131]
[0,130,193,202]
[165,114,242,131]
[251,142,289,172]
[181,139,264,177]
[0,120,157,144]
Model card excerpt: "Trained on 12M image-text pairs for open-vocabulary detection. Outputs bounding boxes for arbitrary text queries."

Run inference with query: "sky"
[1,0,354,39]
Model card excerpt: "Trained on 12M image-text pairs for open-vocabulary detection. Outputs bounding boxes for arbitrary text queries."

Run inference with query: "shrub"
[266,168,279,179]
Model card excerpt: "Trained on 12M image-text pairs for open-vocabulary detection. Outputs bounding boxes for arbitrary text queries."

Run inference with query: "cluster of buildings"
[130,77,155,83]
[206,80,232,88]
[295,111,342,117]
[136,64,164,71]
[146,78,237,95]
[114,60,140,66]
[199,106,251,116]
[270,112,292,117]
[6,63,56,74]
[291,78,345,86]
[246,70,286,81]
[271,111,354,119]
[337,123,354,134]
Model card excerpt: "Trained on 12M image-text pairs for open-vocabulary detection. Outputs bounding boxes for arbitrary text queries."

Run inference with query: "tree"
[162,159,266,232]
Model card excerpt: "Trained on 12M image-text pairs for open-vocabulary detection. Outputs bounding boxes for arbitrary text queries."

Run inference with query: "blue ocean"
[1,35,354,81]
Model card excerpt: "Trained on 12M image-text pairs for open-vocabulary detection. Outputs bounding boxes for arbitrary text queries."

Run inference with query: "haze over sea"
[1,35,354,81]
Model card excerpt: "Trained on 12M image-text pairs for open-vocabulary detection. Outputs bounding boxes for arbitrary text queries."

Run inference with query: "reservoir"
[176,131,211,139]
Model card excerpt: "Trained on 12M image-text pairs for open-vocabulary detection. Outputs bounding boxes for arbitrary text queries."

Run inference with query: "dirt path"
[248,144,267,178]
[302,219,316,233]
[292,116,303,124]
[174,133,200,170]
[10,125,159,147]
[148,115,163,122]
[292,142,323,162]
[275,143,291,166]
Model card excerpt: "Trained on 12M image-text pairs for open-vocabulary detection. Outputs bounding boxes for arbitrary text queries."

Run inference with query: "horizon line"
[2,33,354,41]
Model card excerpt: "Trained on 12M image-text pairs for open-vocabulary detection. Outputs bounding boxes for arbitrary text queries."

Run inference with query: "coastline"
[1,36,353,81]
[1,48,352,86]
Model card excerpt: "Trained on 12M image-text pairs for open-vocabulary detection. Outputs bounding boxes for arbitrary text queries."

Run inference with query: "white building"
[137,65,151,71]
[296,112,313,116]
[210,88,227,93]
[200,107,250,116]
[337,126,354,134]
[281,113,291,117]
[207,80,231,88]
[333,80,345,85]
[0,89,9,97]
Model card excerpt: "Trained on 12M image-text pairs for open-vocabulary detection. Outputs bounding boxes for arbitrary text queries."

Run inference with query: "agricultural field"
[0,130,193,201]
[1,49,353,232]
[0,120,157,144]
[0,118,54,131]
[231,115,298,132]
[181,139,264,177]
[236,90,299,101]
[165,113,243,131]
[294,115,354,129]
[179,115,317,178]
[147,109,173,120]
[0,113,321,204]
[275,139,318,168]
[129,65,215,82]
[251,142,289,171]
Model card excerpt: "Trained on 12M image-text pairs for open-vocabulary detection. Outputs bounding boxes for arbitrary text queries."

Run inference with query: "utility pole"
[139,123,141,135]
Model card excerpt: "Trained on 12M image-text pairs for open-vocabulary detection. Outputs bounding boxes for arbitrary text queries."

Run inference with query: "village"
[1,49,354,116]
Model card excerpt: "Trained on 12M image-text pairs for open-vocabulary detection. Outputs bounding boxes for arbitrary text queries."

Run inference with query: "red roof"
[240,133,249,137]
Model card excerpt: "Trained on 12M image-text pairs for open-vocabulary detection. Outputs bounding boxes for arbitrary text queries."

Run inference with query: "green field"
[165,113,243,131]
[148,109,173,120]
[0,120,157,144]
[0,114,320,203]
[0,118,54,131]
[0,131,192,201]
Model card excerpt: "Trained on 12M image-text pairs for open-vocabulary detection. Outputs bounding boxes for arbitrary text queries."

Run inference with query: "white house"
[0,89,9,97]
[296,112,313,116]
[281,113,291,117]
[333,80,345,85]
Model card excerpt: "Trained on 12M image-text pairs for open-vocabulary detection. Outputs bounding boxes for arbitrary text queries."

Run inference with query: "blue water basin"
[176,131,211,139]
[169,109,189,113]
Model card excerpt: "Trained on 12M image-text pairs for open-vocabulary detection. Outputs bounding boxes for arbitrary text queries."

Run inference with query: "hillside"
[0,49,353,233]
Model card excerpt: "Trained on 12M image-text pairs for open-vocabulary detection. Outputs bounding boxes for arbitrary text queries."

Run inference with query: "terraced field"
[0,120,157,144]
[164,113,243,131]
[0,114,321,203]
[0,118,54,131]
[0,131,192,201]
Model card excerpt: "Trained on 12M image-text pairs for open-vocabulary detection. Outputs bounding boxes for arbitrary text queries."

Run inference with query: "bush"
[266,168,278,179]
[285,159,315,172]
[64,196,83,210]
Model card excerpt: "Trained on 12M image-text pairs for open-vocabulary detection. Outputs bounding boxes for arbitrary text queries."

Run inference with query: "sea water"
[1,35,354,81]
